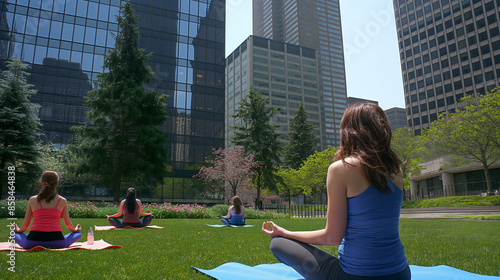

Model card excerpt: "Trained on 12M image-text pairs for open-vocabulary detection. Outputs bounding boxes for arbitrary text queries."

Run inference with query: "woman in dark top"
[106,188,152,228]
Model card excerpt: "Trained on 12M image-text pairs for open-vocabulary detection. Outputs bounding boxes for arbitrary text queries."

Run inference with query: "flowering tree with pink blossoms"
[194,147,261,204]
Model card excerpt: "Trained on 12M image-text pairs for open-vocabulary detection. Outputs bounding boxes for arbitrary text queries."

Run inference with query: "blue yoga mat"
[205,224,255,228]
[192,262,302,279]
[191,262,500,280]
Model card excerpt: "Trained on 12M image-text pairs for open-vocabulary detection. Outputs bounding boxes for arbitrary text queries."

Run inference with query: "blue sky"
[225,0,405,110]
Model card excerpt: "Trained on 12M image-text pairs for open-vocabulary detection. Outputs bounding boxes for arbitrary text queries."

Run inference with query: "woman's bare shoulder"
[28,196,37,205]
[390,170,404,190]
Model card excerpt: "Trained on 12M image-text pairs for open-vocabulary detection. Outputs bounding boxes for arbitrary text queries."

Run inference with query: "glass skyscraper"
[253,0,348,148]
[0,0,225,202]
[393,0,500,135]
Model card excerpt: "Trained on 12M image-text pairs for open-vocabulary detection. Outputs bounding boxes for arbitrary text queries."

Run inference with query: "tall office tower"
[0,0,225,202]
[253,0,348,148]
[385,107,408,131]
[347,96,379,107]
[225,35,321,149]
[393,0,500,135]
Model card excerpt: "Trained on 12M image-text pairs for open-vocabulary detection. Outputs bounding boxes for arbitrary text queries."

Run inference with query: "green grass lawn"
[1,218,498,279]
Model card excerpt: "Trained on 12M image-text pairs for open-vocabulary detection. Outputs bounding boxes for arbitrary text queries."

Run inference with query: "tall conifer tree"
[283,103,317,169]
[70,3,168,201]
[0,59,42,198]
[231,87,282,208]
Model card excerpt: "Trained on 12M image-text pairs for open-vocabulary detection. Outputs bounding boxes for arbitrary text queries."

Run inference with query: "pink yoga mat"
[94,225,164,231]
[0,240,122,251]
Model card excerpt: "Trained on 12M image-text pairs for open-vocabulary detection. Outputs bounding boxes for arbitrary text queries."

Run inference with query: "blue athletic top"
[229,209,245,225]
[338,179,408,276]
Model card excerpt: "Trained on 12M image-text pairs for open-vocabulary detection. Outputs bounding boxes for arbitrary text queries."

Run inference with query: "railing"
[262,204,328,218]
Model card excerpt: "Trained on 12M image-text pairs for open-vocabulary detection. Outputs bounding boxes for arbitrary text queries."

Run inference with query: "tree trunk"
[483,164,493,195]
[255,174,261,210]
[113,175,122,202]
[0,156,6,199]
[287,187,292,216]
[401,163,408,201]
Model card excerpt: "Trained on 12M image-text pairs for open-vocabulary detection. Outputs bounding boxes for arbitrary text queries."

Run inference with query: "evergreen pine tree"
[69,3,168,201]
[283,103,318,169]
[0,58,42,198]
[231,87,282,208]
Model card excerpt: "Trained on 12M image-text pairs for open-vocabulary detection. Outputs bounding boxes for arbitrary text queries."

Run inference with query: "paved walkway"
[400,206,500,219]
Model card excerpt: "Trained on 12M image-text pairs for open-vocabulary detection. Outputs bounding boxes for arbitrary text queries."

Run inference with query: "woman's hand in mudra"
[262,221,286,238]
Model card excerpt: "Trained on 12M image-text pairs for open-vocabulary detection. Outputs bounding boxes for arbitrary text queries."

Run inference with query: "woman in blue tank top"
[262,103,411,280]
[221,196,246,225]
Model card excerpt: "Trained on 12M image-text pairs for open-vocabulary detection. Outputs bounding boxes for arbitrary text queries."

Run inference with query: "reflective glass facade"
[393,0,500,135]
[0,0,225,202]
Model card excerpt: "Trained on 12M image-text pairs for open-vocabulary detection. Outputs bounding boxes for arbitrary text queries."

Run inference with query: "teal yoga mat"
[192,262,500,280]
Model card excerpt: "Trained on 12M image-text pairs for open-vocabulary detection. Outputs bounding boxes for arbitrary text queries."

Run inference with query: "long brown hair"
[125,188,138,213]
[37,171,59,203]
[232,196,243,215]
[334,103,401,192]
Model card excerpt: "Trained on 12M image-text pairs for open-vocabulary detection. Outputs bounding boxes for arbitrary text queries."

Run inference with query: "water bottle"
[87,227,94,245]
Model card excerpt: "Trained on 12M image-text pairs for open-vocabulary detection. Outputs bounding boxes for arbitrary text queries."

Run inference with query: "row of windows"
[401,25,499,61]
[404,53,500,83]
[405,69,498,97]
[249,71,317,83]
[4,0,120,21]
[252,37,316,59]
[3,43,225,90]
[405,83,499,118]
[398,0,496,28]
[396,0,499,38]
[401,13,498,50]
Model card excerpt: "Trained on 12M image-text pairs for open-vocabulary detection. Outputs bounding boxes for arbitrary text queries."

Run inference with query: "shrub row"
[0,199,288,219]
[402,195,500,208]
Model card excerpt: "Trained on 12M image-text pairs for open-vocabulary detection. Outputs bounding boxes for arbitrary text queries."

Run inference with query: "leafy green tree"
[421,91,500,194]
[296,148,337,203]
[231,87,282,208]
[276,167,302,208]
[460,87,500,148]
[283,103,318,169]
[69,3,168,201]
[391,127,423,200]
[0,59,42,198]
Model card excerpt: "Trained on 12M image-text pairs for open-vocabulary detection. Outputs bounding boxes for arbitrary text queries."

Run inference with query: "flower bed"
[0,199,288,219]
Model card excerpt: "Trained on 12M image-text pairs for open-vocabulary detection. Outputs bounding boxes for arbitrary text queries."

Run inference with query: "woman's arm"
[262,161,348,246]
[137,200,152,216]
[106,201,125,219]
[61,198,81,232]
[15,197,35,233]
[242,206,246,219]
[222,206,232,219]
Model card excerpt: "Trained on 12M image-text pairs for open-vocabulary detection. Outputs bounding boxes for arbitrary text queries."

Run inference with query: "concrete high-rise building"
[0,0,226,202]
[225,35,321,149]
[253,0,347,148]
[393,0,500,135]
[347,96,379,107]
[385,107,407,131]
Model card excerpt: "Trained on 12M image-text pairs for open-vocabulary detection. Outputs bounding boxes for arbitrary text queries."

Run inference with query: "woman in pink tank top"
[14,171,82,249]
[106,188,153,228]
